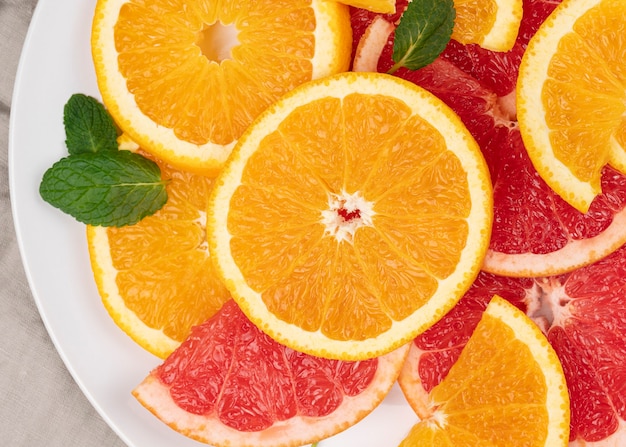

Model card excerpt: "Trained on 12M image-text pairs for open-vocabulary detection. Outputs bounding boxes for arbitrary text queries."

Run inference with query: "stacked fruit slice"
[518,0,626,213]
[351,0,626,445]
[352,0,626,278]
[84,0,626,445]
[399,248,626,446]
[399,296,570,447]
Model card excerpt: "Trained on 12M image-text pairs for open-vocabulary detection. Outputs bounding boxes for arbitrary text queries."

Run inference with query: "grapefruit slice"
[133,299,409,446]
[398,243,626,445]
[350,0,626,277]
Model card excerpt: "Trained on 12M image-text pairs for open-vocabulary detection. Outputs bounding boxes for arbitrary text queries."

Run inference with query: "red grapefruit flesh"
[133,300,409,447]
[398,243,626,445]
[350,0,626,277]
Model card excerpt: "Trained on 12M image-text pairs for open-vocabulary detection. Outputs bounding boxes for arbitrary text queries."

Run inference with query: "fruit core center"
[423,406,447,429]
[321,191,375,243]
[495,90,518,122]
[525,277,573,334]
[196,21,239,63]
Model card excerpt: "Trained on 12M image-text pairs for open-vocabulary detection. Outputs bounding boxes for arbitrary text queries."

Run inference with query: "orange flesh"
[114,0,316,146]
[543,0,626,183]
[228,93,472,341]
[401,312,552,446]
[452,0,497,44]
[107,154,230,342]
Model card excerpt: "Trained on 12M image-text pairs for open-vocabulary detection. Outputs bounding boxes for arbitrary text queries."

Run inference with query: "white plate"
[8,0,417,445]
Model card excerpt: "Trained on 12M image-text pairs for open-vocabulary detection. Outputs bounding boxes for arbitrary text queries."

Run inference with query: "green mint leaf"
[64,93,119,154]
[389,0,455,73]
[39,151,168,227]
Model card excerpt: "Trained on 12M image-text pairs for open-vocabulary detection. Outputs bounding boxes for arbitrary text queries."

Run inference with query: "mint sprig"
[389,0,455,73]
[64,93,119,154]
[40,94,168,227]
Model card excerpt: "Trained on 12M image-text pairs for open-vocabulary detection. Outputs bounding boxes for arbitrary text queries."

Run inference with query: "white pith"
[525,277,573,334]
[321,190,375,243]
[424,407,448,429]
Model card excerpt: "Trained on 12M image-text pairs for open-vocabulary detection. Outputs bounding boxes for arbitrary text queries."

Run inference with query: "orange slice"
[452,0,523,52]
[91,0,352,175]
[133,299,409,447]
[398,296,570,447]
[87,139,230,358]
[517,0,626,213]
[337,0,396,14]
[208,71,493,361]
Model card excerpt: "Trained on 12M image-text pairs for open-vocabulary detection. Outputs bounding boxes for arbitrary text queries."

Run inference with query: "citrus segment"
[91,0,352,175]
[208,71,492,361]
[87,146,230,359]
[400,242,626,444]
[452,0,523,51]
[398,296,570,447]
[517,0,626,213]
[133,299,409,447]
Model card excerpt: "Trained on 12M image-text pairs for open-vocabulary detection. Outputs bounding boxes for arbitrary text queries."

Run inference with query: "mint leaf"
[64,93,119,154]
[389,0,455,73]
[40,151,168,227]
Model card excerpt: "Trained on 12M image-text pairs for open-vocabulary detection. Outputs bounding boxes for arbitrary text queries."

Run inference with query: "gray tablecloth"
[1,1,126,445]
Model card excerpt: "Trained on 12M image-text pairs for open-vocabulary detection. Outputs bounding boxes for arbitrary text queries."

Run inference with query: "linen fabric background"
[1,0,126,445]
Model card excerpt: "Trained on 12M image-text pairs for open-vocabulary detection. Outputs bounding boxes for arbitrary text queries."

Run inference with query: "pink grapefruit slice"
[133,299,409,446]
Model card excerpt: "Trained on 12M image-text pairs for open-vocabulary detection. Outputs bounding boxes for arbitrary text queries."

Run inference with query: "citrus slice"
[350,1,626,277]
[87,142,230,358]
[517,0,626,213]
[400,241,626,444]
[133,299,409,447]
[91,0,352,175]
[338,0,396,14]
[398,295,570,447]
[208,71,493,361]
[452,0,523,52]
